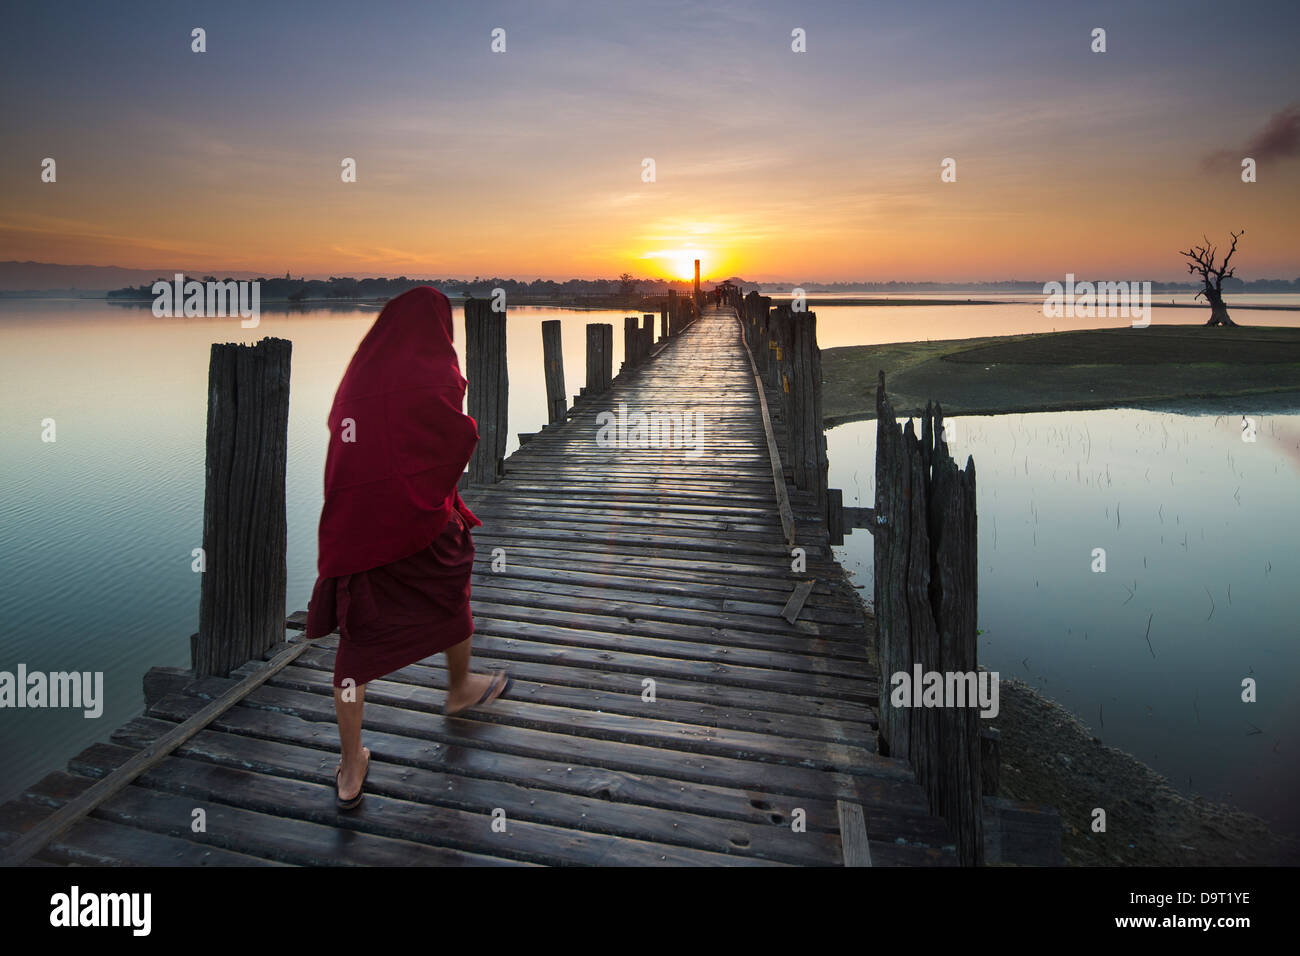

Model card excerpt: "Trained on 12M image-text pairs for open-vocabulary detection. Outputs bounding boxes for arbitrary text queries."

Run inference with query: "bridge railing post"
[874,374,983,865]
[585,322,613,395]
[757,295,772,376]
[790,310,827,511]
[466,297,508,484]
[623,315,641,369]
[194,336,292,679]
[767,304,795,451]
[541,318,566,424]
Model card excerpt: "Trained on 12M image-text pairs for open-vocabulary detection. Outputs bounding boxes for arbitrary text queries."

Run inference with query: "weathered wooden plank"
[267,662,876,771]
[837,800,873,866]
[781,580,816,624]
[0,637,315,866]
[28,756,523,867]
[39,816,284,867]
[733,315,796,546]
[147,687,923,807]
[98,738,838,866]
[287,647,873,744]
[115,711,852,835]
[67,743,769,867]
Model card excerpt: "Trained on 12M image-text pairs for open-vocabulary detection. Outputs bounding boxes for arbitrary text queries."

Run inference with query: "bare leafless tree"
[1179,230,1244,326]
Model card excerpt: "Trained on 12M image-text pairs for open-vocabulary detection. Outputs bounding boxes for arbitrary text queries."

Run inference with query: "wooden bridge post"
[766,304,795,453]
[586,322,612,393]
[875,373,908,761]
[623,315,641,368]
[194,336,292,679]
[642,314,655,356]
[765,304,783,391]
[874,374,984,865]
[465,297,508,484]
[929,403,982,866]
[743,290,759,334]
[667,289,677,337]
[790,310,828,510]
[541,318,566,424]
[757,295,772,376]
[660,302,669,340]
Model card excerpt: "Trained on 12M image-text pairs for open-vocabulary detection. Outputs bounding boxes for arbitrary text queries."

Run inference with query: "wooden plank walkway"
[0,306,956,866]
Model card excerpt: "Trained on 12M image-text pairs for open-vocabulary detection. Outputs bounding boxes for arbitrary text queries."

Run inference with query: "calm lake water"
[2,295,1297,830]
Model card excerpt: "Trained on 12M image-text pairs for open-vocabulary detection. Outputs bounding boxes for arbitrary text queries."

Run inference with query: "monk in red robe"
[304,286,510,810]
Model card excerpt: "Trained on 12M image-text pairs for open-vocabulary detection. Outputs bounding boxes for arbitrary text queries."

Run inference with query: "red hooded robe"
[304,286,482,677]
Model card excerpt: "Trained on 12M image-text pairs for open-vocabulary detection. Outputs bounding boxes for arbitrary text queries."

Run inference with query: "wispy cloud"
[1202,102,1300,170]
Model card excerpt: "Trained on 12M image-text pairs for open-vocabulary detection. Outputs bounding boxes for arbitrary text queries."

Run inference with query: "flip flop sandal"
[335,747,369,810]
[445,671,512,716]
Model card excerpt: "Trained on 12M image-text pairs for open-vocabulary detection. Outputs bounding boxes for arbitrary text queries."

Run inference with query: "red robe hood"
[314,285,480,578]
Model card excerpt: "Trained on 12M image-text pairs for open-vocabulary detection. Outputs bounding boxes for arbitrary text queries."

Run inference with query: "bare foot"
[445,671,510,716]
[336,746,370,805]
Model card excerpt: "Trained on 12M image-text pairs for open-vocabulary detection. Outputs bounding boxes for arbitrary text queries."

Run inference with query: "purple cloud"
[1203,102,1300,170]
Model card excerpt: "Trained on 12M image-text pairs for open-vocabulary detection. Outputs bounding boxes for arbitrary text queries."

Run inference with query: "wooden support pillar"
[875,372,908,762]
[930,417,982,865]
[541,318,566,424]
[465,297,508,484]
[827,487,844,546]
[586,322,612,393]
[641,314,654,357]
[660,303,669,341]
[791,310,827,509]
[767,304,795,456]
[980,727,1001,796]
[667,289,677,337]
[756,295,772,375]
[874,375,983,865]
[195,336,292,679]
[623,315,640,367]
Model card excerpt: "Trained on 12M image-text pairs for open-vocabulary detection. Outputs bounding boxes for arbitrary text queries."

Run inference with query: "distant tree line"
[106,273,1300,302]
[107,274,703,301]
[771,277,1300,293]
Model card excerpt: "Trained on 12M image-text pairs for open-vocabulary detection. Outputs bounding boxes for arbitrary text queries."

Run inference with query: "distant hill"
[0,261,262,293]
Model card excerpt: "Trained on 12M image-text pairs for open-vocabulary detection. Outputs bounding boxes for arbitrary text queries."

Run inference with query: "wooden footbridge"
[2,290,1050,867]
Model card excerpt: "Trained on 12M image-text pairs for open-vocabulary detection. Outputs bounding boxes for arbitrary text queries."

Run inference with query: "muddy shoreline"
[822,325,1300,425]
[992,676,1299,866]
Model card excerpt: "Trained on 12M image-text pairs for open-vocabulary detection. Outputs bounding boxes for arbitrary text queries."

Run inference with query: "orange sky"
[2,2,1297,283]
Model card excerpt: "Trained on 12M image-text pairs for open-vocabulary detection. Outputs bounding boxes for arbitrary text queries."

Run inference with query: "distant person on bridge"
[304,286,511,811]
